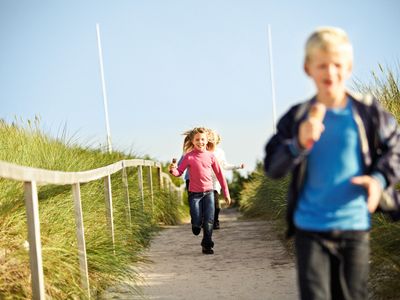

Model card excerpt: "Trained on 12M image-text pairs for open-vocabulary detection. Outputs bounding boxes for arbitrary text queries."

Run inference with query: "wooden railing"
[0,159,184,299]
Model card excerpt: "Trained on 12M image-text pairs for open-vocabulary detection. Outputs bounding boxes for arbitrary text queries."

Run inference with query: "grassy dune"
[0,120,185,299]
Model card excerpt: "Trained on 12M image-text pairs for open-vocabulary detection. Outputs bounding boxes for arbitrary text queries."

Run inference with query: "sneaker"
[192,225,201,236]
[213,221,220,230]
[202,247,214,255]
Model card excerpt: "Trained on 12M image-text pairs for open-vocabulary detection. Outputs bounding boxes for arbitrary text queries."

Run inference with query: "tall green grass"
[357,64,400,299]
[239,171,290,244]
[240,64,400,299]
[0,119,185,299]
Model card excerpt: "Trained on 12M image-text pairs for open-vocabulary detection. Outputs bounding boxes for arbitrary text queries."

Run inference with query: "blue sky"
[1,1,399,176]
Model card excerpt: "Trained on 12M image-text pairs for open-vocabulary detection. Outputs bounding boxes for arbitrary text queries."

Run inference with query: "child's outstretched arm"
[217,148,245,171]
[169,157,187,177]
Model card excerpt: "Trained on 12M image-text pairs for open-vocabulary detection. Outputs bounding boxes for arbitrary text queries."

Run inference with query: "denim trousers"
[295,229,370,300]
[189,190,215,248]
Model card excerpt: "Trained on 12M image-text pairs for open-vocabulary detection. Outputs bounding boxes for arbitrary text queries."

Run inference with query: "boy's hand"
[299,102,326,149]
[298,118,325,149]
[351,175,382,213]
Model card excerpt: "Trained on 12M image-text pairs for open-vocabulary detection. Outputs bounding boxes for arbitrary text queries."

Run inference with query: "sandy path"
[103,208,298,300]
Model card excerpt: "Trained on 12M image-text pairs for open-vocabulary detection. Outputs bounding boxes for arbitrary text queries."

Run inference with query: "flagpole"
[267,24,277,134]
[96,23,112,153]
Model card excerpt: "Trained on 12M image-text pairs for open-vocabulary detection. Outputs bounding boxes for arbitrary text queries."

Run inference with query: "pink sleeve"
[211,155,230,198]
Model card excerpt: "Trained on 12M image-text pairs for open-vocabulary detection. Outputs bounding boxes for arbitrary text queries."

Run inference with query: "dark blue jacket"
[264,92,400,237]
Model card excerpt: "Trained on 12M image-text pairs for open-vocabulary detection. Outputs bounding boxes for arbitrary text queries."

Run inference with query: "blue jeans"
[295,229,370,300]
[189,191,215,248]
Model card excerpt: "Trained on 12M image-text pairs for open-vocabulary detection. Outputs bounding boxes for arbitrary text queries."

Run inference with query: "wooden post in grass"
[104,175,115,250]
[138,166,145,210]
[121,166,132,227]
[24,181,45,300]
[157,166,163,190]
[147,166,154,214]
[72,183,90,298]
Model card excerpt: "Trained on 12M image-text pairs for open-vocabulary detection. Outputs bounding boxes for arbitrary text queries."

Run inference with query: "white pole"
[267,24,277,134]
[96,23,112,153]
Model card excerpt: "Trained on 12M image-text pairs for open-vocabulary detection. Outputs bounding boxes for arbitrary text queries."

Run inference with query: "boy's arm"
[371,100,400,186]
[211,157,231,205]
[264,104,310,179]
[351,99,400,213]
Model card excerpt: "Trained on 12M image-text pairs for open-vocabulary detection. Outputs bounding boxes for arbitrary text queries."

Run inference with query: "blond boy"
[264,27,400,299]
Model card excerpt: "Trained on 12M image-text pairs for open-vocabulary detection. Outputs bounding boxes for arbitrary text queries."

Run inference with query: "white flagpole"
[96,23,112,153]
[267,24,277,134]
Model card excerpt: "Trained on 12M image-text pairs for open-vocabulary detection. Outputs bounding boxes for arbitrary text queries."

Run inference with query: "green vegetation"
[361,64,400,299]
[240,64,400,299]
[0,119,185,299]
[238,167,290,242]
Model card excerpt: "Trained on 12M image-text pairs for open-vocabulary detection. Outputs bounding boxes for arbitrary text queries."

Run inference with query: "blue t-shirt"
[294,100,370,231]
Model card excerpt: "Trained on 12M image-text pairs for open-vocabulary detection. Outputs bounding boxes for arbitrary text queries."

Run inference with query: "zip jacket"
[264,92,400,237]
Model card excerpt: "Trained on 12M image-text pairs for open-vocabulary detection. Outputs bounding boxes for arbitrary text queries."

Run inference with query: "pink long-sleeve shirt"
[170,149,230,199]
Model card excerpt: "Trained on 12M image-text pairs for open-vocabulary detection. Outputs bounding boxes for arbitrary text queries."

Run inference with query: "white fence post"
[147,166,154,214]
[178,184,184,205]
[72,183,90,298]
[24,181,45,300]
[103,175,115,250]
[157,166,163,190]
[121,167,132,227]
[137,166,144,210]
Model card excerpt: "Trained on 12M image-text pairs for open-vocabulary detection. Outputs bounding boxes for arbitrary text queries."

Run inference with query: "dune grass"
[359,64,400,299]
[0,119,185,299]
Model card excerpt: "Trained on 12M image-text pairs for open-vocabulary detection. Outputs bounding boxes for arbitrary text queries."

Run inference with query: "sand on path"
[103,208,298,300]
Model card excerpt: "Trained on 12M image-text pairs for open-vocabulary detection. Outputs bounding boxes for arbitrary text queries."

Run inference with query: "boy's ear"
[345,61,353,79]
[348,61,353,73]
[304,63,310,76]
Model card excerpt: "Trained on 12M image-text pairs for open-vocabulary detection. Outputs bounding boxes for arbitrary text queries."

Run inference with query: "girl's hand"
[240,163,245,169]
[225,196,232,207]
[168,158,177,172]
[351,175,382,213]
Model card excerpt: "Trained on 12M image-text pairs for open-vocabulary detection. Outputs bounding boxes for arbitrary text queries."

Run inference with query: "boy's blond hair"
[304,26,353,64]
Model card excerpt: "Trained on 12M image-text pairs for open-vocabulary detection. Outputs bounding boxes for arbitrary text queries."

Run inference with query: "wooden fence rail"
[0,159,184,300]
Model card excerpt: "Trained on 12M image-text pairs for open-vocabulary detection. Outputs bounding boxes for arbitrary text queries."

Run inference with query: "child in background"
[169,127,231,254]
[208,130,244,229]
[264,27,400,299]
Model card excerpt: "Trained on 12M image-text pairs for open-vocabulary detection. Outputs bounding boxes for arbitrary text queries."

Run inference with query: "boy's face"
[304,48,352,100]
[192,132,208,152]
